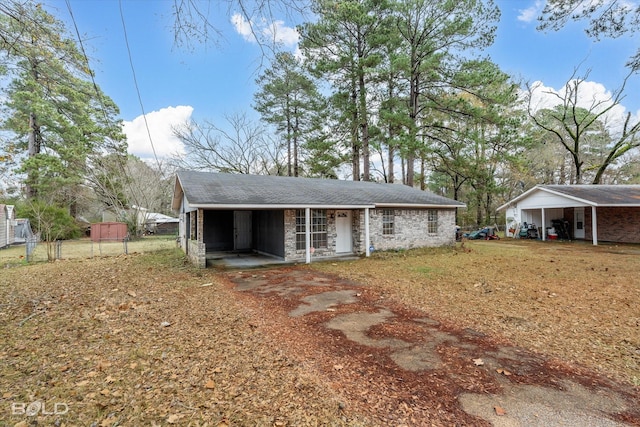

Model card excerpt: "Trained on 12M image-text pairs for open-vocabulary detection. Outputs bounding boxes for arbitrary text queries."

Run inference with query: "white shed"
[0,205,16,248]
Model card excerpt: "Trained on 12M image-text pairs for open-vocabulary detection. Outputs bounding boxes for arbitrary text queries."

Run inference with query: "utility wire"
[118,0,163,174]
[64,0,111,125]
[64,0,160,222]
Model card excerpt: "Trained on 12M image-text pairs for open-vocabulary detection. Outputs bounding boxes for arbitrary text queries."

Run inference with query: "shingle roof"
[173,170,465,209]
[540,185,640,206]
[497,184,640,211]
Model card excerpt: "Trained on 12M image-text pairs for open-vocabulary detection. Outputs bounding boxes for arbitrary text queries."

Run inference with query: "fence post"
[25,236,37,262]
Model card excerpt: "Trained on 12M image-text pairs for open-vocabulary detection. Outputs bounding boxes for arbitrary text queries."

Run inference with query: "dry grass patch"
[309,239,640,387]
[0,250,369,426]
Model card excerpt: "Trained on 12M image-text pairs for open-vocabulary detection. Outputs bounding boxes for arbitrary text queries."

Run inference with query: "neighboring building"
[13,218,34,244]
[172,171,465,267]
[0,204,16,248]
[498,184,640,245]
[145,212,179,235]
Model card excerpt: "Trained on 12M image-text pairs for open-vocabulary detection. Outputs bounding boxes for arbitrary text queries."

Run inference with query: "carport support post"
[305,207,311,263]
[541,208,546,241]
[591,206,598,246]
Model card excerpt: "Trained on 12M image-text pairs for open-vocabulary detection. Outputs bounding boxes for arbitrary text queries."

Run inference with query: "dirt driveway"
[224,267,640,426]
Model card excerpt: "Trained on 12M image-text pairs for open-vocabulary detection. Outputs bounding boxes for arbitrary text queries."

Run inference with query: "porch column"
[365,208,370,257]
[197,208,204,244]
[541,208,546,241]
[197,208,206,268]
[591,206,598,246]
[305,207,311,263]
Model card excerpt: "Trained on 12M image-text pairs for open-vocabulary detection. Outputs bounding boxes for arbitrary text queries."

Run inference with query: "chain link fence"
[1,236,178,267]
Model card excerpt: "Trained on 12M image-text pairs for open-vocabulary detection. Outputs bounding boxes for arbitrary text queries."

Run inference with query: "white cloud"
[231,13,299,47]
[526,80,639,134]
[264,19,299,46]
[517,0,544,23]
[231,13,255,43]
[123,105,193,161]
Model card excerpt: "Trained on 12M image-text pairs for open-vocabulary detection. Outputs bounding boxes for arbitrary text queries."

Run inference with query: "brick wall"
[284,208,457,261]
[585,207,640,243]
[185,209,206,268]
[368,208,456,251]
[284,209,349,262]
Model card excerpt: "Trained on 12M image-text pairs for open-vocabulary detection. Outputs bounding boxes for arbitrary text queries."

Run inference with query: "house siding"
[0,205,7,249]
[284,209,354,261]
[282,208,455,262]
[368,208,456,251]
[584,207,640,244]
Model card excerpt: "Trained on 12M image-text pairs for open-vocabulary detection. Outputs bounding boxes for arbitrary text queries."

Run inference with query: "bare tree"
[86,154,174,235]
[171,0,308,58]
[171,112,286,175]
[526,69,640,184]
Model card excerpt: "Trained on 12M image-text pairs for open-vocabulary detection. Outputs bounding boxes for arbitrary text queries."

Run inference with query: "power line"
[118,0,163,174]
[63,0,162,221]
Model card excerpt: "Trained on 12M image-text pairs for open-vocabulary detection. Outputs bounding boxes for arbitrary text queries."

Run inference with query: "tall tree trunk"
[358,67,370,181]
[419,155,426,190]
[475,189,483,227]
[407,67,419,188]
[293,113,299,177]
[26,112,39,198]
[286,116,292,177]
[387,142,395,183]
[351,87,360,180]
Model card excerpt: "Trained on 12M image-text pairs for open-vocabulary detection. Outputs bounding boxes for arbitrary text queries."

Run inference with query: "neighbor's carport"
[498,185,640,246]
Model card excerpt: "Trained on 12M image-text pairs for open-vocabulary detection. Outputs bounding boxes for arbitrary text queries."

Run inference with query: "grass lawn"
[0,239,638,425]
[311,239,640,387]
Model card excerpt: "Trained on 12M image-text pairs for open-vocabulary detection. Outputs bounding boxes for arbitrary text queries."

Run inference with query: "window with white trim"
[382,209,394,235]
[427,210,438,234]
[295,210,306,250]
[295,209,328,250]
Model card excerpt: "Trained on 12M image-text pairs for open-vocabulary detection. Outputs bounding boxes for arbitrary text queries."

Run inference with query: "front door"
[234,211,252,251]
[335,210,352,253]
[574,207,585,239]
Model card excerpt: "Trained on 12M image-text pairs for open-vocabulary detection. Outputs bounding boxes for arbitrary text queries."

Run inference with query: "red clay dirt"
[223,267,640,426]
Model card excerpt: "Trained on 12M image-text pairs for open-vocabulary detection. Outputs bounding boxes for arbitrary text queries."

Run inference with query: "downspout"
[591,206,598,246]
[305,207,311,263]
[365,208,370,257]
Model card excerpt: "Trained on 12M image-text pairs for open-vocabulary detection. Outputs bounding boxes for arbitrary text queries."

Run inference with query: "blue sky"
[44,0,640,162]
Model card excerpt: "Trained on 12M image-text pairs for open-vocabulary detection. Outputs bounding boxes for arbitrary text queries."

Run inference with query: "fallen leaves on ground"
[0,250,369,426]
[1,240,639,426]
[313,240,640,387]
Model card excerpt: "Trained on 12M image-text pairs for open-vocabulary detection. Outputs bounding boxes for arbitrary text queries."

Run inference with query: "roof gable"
[172,171,465,210]
[498,184,640,210]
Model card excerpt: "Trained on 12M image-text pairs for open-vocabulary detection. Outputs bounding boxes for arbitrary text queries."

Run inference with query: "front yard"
[0,239,638,425]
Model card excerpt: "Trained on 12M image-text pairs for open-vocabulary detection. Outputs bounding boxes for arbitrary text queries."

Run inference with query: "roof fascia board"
[540,187,597,206]
[188,204,376,210]
[171,176,184,211]
[497,186,541,211]
[497,185,600,211]
[374,203,465,209]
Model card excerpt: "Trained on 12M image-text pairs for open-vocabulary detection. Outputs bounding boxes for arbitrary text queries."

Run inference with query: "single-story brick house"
[498,184,640,245]
[171,171,465,267]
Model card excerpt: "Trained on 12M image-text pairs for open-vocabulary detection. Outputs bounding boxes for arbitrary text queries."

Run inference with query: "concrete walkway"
[226,267,640,426]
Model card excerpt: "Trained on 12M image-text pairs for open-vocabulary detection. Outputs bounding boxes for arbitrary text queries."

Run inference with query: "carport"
[498,184,640,245]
